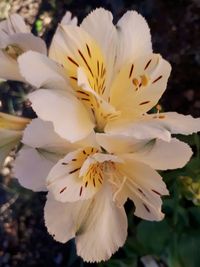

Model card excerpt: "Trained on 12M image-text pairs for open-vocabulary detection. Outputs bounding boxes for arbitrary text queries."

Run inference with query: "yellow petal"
[0,112,30,131]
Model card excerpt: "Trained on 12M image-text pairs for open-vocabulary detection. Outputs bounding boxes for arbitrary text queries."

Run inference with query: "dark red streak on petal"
[139,101,150,105]
[152,75,162,84]
[78,49,94,77]
[144,59,152,70]
[69,167,81,174]
[60,187,67,194]
[152,189,162,196]
[79,186,83,196]
[143,203,151,213]
[67,56,79,67]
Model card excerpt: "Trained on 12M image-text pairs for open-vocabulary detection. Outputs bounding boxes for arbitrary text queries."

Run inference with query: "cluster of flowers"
[0,8,200,262]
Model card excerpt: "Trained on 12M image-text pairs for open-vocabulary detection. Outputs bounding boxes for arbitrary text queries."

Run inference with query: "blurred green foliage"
[35,19,43,34]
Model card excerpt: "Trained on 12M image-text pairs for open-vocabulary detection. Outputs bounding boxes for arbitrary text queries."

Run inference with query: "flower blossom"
[17,8,200,143]
[0,112,30,168]
[0,14,46,81]
[5,8,200,263]
[14,117,193,262]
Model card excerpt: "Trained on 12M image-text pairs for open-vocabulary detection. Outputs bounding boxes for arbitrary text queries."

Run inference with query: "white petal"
[60,11,78,26]
[50,11,78,56]
[116,11,152,70]
[13,146,58,191]
[105,118,171,142]
[81,8,117,87]
[148,112,200,135]
[127,138,193,170]
[0,14,29,35]
[23,119,99,152]
[44,193,76,243]
[13,33,46,54]
[119,160,168,221]
[0,33,47,81]
[0,32,47,53]
[28,89,94,142]
[45,184,127,263]
[49,11,78,72]
[107,112,200,142]
[76,183,127,262]
[18,51,68,90]
[96,133,150,154]
[22,118,74,154]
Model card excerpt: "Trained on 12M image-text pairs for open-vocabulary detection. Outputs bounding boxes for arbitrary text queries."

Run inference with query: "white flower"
[9,8,200,263]
[17,8,200,142]
[0,14,47,81]
[13,118,98,191]
[14,117,193,262]
[0,112,30,168]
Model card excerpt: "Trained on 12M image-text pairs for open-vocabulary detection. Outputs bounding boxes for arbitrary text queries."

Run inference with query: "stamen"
[100,64,104,77]
[99,172,103,180]
[101,67,106,78]
[97,60,100,75]
[158,115,165,119]
[132,78,139,87]
[102,86,106,94]
[140,75,148,86]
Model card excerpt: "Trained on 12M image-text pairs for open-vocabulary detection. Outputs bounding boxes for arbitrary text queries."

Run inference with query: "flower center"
[3,44,24,60]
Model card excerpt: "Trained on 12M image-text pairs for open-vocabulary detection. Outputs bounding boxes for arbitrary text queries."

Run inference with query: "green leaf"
[189,206,200,225]
[178,231,200,267]
[103,257,137,267]
[185,158,200,177]
[136,220,171,254]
